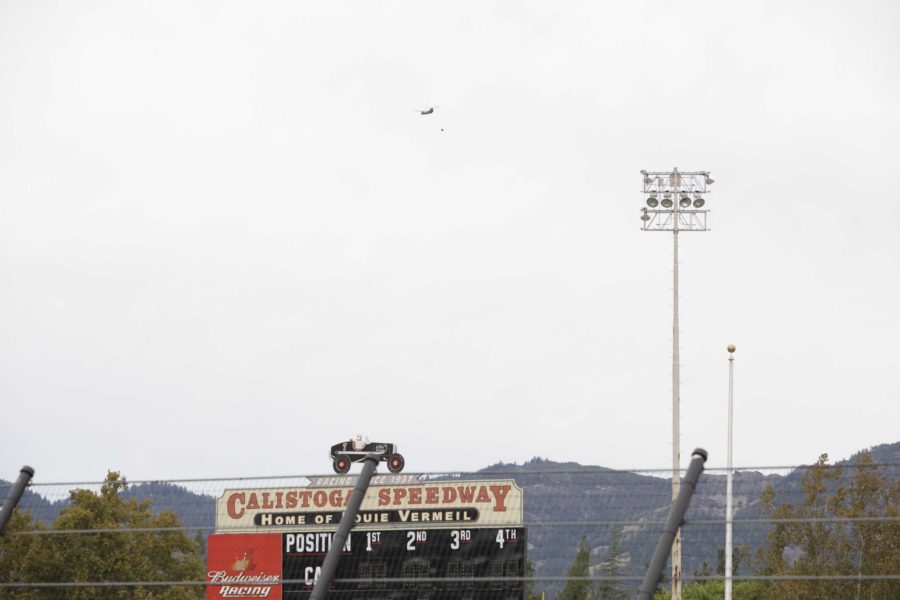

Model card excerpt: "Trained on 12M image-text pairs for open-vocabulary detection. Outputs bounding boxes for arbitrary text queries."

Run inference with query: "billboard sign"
[215,479,523,533]
[206,533,282,599]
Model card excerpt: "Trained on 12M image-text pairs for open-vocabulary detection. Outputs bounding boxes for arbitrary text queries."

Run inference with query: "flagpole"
[725,344,735,600]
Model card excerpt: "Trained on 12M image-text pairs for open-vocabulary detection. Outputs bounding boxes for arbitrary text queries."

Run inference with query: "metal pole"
[637,449,707,600]
[0,466,35,535]
[639,168,713,600]
[671,170,682,600]
[310,455,379,600]
[725,345,736,600]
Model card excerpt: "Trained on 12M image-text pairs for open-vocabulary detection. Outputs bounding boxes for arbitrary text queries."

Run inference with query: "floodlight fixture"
[639,169,710,231]
[705,175,714,185]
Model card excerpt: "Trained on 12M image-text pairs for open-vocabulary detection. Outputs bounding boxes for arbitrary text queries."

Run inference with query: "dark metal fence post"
[636,449,707,600]
[310,455,379,600]
[0,466,35,535]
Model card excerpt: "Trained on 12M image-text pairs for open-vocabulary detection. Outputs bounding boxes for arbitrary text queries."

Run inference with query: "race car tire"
[387,453,405,473]
[333,455,351,474]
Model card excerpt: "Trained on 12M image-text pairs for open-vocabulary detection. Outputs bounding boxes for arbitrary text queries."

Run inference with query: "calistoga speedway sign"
[215,476,523,533]
[206,476,524,599]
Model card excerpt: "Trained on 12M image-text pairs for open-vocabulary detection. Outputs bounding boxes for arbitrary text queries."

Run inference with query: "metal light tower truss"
[638,167,712,600]
[640,169,711,232]
[641,209,708,232]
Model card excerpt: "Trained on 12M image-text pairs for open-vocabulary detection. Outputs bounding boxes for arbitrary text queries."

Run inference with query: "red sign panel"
[207,533,282,599]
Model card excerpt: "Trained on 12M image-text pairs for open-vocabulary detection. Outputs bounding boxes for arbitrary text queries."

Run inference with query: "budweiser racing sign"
[206,533,281,599]
[215,479,523,533]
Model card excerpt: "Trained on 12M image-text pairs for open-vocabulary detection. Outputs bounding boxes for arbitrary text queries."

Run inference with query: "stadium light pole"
[639,167,713,600]
[725,344,736,600]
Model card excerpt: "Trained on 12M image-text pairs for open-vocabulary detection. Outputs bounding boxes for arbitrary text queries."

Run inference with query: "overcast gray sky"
[1,0,898,482]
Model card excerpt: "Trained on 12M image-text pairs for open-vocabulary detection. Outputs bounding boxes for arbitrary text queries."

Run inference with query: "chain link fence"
[1,457,898,599]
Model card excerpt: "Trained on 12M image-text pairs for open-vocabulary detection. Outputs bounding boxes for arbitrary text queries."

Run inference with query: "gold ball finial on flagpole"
[727,344,736,354]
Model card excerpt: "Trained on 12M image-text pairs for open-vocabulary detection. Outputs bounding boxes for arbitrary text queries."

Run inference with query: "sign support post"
[310,454,379,600]
[637,449,707,600]
[0,466,35,535]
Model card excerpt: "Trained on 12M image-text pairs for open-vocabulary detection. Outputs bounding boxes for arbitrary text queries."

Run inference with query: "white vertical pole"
[638,169,714,600]
[671,171,682,600]
[725,345,735,600]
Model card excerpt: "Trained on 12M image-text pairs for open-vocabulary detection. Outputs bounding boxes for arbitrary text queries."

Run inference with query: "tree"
[834,453,900,600]
[0,471,204,599]
[596,526,628,600]
[755,453,899,599]
[653,580,766,600]
[524,558,543,600]
[558,536,595,600]
[715,544,748,577]
[692,560,712,579]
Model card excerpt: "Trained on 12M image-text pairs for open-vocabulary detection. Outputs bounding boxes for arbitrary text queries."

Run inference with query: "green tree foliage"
[653,580,766,600]
[0,471,204,599]
[524,558,543,600]
[716,545,748,576]
[755,453,899,599]
[838,453,900,600]
[596,526,628,600]
[558,536,596,600]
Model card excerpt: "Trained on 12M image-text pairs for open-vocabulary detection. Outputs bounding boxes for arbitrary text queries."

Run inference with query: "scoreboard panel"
[282,527,527,600]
